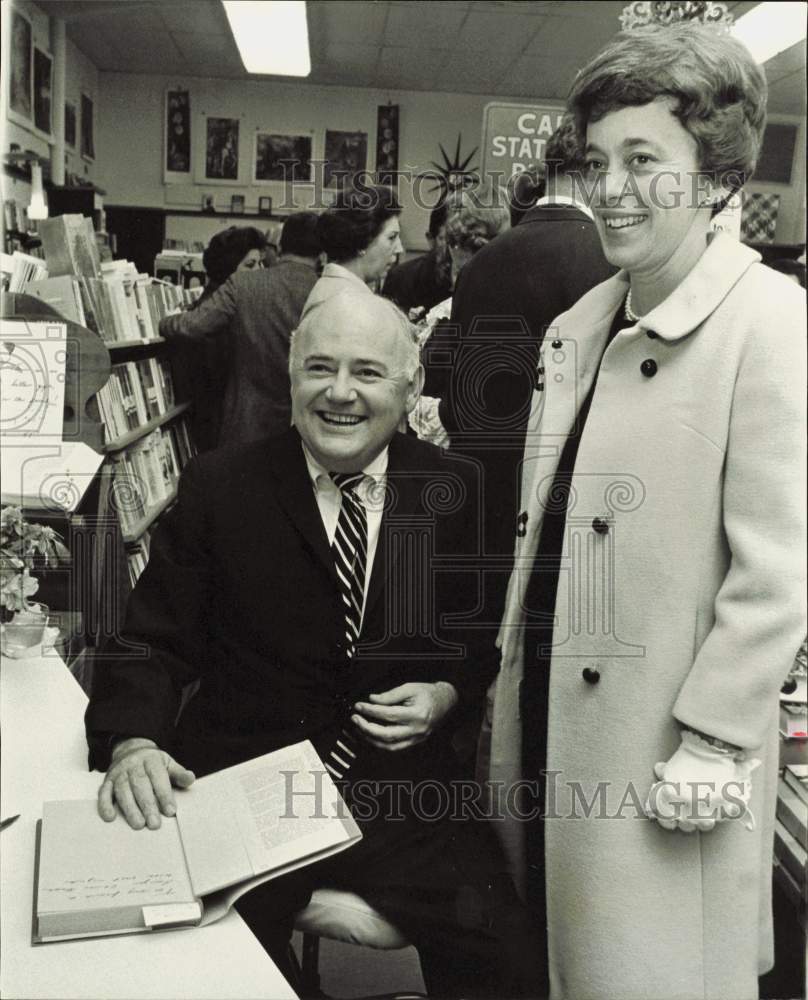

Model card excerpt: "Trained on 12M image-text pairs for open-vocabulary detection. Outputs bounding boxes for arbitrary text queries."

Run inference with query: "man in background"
[439,116,615,624]
[160,211,323,446]
[382,202,452,314]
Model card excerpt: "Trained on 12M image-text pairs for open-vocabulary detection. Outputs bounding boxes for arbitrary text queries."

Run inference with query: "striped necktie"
[330,471,368,660]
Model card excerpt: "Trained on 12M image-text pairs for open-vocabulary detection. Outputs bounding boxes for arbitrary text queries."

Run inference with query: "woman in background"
[302,184,402,315]
[493,23,805,999]
[409,181,510,447]
[175,225,267,449]
[198,225,266,303]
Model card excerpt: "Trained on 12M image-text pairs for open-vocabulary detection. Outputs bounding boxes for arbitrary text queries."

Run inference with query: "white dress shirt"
[534,193,594,221]
[302,443,388,628]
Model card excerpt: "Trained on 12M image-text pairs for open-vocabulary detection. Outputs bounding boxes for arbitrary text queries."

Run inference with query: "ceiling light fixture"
[222,0,311,76]
[731,1,807,64]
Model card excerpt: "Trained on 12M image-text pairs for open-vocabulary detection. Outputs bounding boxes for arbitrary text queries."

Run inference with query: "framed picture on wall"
[165,89,191,180]
[33,48,53,137]
[230,194,245,214]
[8,9,32,125]
[254,132,312,183]
[205,117,239,180]
[80,93,95,160]
[64,101,77,149]
[375,104,399,185]
[324,129,368,188]
[258,196,273,216]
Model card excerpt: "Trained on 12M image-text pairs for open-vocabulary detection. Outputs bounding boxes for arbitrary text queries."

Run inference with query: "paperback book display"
[113,419,195,538]
[774,764,807,918]
[95,359,176,441]
[1,250,48,291]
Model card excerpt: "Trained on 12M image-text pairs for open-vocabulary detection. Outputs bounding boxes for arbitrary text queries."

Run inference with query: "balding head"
[289,290,424,473]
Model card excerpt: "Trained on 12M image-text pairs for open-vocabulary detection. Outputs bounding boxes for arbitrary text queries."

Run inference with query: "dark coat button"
[551,339,563,349]
[516,511,528,537]
[592,517,609,534]
[641,359,658,377]
[582,667,600,685]
[646,330,658,339]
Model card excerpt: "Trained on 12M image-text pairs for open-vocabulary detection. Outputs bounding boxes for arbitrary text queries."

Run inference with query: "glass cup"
[1,603,50,659]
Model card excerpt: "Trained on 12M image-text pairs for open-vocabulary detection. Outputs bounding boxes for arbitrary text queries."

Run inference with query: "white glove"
[645,730,761,833]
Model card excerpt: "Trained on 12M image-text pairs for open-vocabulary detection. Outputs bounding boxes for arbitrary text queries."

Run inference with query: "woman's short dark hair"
[568,24,767,194]
[202,226,266,288]
[316,184,401,263]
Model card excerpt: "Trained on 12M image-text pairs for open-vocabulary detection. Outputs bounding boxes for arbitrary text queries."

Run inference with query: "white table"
[1,649,297,1000]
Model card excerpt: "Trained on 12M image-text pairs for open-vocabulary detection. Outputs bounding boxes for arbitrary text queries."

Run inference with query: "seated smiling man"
[85,290,542,998]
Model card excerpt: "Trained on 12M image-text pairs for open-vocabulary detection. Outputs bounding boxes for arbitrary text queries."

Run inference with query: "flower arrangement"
[0,506,70,617]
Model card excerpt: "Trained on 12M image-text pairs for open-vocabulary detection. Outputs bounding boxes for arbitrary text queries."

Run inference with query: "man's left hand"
[351,681,459,751]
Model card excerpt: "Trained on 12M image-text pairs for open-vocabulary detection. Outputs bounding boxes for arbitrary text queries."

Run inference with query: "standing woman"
[302,184,403,315]
[493,23,806,1000]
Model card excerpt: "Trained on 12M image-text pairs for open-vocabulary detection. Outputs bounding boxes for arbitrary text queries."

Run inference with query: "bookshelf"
[4,212,202,683]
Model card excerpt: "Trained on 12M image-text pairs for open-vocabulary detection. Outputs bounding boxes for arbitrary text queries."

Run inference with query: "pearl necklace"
[624,288,641,322]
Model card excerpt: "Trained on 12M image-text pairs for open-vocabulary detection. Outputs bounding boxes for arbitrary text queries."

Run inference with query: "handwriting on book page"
[40,873,179,903]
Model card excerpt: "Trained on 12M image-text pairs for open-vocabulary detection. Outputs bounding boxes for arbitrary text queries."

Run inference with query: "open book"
[34,740,361,943]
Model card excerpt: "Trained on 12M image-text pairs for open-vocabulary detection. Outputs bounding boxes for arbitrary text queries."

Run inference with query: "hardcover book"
[34,741,360,943]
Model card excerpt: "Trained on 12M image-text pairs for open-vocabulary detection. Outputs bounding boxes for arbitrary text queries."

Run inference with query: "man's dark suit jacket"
[86,429,495,783]
[435,204,615,619]
[160,259,317,447]
[382,250,451,313]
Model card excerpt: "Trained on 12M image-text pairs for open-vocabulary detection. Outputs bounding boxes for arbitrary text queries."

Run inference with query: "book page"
[178,741,360,899]
[37,800,197,918]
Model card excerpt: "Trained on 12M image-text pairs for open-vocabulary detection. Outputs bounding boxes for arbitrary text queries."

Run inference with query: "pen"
[0,814,20,831]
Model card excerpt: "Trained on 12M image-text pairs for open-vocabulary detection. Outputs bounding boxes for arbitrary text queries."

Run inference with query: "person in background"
[86,289,544,999]
[263,220,283,269]
[160,212,323,446]
[199,225,266,302]
[301,184,403,315]
[438,117,613,630]
[495,24,805,999]
[408,181,510,449]
[506,164,546,227]
[381,201,452,314]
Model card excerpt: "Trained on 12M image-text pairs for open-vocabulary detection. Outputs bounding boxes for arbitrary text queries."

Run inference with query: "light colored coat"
[491,234,806,1000]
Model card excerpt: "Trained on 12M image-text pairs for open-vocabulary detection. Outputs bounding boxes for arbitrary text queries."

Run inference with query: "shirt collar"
[534,194,594,221]
[302,442,389,493]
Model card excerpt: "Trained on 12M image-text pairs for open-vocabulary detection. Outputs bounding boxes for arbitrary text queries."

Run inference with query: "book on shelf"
[1,250,48,292]
[20,275,87,326]
[38,214,102,281]
[34,740,361,944]
[96,358,178,444]
[784,764,808,798]
[777,777,807,849]
[773,817,807,890]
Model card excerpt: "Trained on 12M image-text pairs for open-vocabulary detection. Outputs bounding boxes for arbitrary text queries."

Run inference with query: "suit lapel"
[266,429,337,582]
[363,433,421,619]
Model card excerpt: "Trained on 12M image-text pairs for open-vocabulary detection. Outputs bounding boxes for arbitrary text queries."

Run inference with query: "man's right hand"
[97,738,195,830]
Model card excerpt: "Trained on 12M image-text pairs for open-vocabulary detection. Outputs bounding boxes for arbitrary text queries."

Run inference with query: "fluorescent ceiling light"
[731,1,807,64]
[222,1,310,76]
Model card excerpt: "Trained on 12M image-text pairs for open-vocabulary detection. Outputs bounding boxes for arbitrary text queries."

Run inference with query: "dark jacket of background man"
[382,203,452,313]
[438,201,615,620]
[160,216,320,445]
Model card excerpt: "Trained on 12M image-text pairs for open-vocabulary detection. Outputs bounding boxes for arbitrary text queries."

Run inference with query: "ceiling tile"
[384,1,468,49]
[376,45,445,90]
[433,48,519,91]
[158,0,224,34]
[498,53,576,102]
[767,71,807,113]
[318,0,389,45]
[457,10,546,52]
[324,42,380,74]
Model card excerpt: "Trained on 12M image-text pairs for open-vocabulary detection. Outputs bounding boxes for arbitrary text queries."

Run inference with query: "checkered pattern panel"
[741,192,780,244]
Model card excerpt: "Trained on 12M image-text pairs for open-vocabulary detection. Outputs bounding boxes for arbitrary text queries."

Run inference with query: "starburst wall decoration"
[419,134,480,196]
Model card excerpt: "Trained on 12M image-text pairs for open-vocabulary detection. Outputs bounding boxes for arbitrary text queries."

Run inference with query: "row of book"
[113,416,195,540]
[96,358,178,444]
[22,267,199,344]
[774,764,806,917]
[1,250,48,292]
[126,531,152,588]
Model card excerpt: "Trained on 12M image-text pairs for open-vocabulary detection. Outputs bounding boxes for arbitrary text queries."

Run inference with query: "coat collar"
[594,233,761,343]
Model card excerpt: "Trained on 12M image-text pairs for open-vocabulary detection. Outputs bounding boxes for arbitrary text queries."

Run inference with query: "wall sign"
[481,102,565,186]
